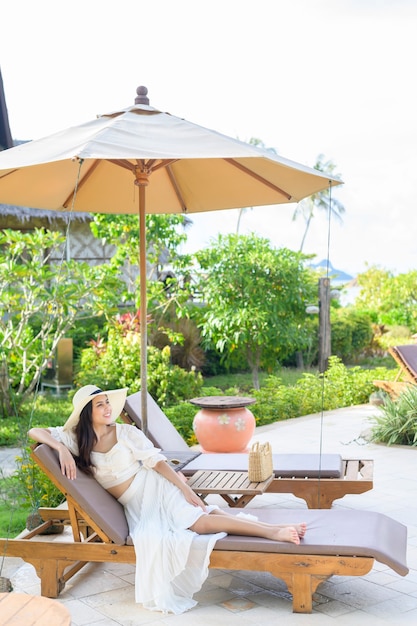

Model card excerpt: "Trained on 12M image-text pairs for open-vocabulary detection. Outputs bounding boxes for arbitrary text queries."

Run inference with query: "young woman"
[28,385,306,615]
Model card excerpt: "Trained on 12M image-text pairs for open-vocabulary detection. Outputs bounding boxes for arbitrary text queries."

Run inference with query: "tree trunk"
[299,209,314,252]
[0,358,12,418]
[248,346,261,390]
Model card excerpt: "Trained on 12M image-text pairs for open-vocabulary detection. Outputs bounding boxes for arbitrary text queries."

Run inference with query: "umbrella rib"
[166,164,187,212]
[107,159,136,172]
[225,158,292,200]
[63,159,102,208]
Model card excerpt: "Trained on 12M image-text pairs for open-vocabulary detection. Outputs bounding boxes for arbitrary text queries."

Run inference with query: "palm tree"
[292,154,344,252]
[236,138,277,234]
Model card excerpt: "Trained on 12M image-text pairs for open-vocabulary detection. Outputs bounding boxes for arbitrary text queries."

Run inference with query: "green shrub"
[164,402,199,445]
[251,357,395,425]
[13,448,65,510]
[76,326,203,407]
[331,308,373,362]
[370,386,417,446]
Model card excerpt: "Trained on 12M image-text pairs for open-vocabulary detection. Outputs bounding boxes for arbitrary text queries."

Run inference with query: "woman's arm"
[153,459,207,511]
[27,427,77,480]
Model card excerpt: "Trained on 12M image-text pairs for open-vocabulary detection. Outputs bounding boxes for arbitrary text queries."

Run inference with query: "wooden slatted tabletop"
[187,470,273,507]
[0,592,71,625]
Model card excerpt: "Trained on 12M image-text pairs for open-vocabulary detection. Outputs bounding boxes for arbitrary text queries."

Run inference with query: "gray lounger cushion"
[33,444,129,544]
[181,452,343,478]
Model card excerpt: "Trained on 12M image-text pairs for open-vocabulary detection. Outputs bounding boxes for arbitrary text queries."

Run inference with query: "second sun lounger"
[123,391,374,509]
[374,344,417,398]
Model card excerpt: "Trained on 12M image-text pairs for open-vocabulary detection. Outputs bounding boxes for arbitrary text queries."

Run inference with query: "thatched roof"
[0,204,91,224]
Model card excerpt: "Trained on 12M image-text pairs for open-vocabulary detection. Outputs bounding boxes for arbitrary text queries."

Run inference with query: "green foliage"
[164,402,199,446]
[149,359,395,434]
[0,504,31,537]
[195,234,317,389]
[76,323,203,408]
[0,227,122,414]
[0,395,72,446]
[355,266,417,332]
[251,357,394,425]
[90,213,192,307]
[13,449,65,509]
[331,308,373,362]
[370,387,417,446]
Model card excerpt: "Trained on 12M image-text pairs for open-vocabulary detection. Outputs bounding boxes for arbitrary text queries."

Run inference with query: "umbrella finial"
[135,86,149,105]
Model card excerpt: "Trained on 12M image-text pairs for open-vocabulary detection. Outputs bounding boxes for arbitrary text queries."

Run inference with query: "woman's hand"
[58,445,77,480]
[180,483,207,511]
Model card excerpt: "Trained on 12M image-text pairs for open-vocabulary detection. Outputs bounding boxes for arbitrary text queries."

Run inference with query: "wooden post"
[318,277,331,373]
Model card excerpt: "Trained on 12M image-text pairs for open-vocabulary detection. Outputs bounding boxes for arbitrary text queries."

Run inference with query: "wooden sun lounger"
[374,344,417,398]
[0,444,408,614]
[123,392,374,509]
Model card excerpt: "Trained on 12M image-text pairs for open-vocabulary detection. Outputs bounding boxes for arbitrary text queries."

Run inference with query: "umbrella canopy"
[0,86,343,431]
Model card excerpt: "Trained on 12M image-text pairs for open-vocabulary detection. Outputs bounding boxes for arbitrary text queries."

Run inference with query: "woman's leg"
[209,508,306,538]
[189,511,304,544]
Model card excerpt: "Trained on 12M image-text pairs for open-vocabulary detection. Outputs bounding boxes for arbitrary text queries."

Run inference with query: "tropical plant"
[292,154,344,252]
[235,138,277,234]
[75,320,203,407]
[195,234,317,389]
[370,386,417,446]
[0,228,122,415]
[355,266,417,333]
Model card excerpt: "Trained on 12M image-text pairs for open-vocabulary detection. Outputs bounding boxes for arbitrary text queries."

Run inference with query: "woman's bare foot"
[295,522,307,538]
[277,522,306,538]
[273,526,300,544]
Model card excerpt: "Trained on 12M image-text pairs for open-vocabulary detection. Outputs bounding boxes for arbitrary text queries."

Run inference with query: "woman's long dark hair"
[74,401,97,476]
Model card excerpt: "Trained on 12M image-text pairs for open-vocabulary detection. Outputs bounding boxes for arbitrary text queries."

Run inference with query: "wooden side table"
[0,592,71,625]
[187,469,273,507]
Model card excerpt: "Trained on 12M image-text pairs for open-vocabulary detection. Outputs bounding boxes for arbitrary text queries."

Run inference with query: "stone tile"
[220,597,256,612]
[194,586,236,606]
[314,597,357,617]
[319,577,401,609]
[361,593,417,618]
[60,564,131,600]
[58,599,112,625]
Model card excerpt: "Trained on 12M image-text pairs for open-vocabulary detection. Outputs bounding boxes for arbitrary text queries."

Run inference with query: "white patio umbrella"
[0,86,342,432]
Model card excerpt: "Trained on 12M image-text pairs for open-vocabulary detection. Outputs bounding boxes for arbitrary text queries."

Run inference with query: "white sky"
[1,0,417,277]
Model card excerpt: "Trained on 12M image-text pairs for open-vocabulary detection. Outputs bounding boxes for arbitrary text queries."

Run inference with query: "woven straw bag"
[248,441,273,482]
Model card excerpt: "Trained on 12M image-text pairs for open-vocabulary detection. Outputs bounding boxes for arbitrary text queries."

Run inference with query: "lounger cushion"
[33,444,129,544]
[124,392,190,451]
[181,452,343,478]
[218,508,408,577]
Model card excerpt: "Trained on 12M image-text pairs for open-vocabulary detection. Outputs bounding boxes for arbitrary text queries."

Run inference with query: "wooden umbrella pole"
[136,171,149,434]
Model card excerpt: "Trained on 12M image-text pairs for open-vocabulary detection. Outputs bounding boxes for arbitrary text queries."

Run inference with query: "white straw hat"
[63,385,128,431]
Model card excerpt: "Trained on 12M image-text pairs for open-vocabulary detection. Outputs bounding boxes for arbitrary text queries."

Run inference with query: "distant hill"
[310,259,353,283]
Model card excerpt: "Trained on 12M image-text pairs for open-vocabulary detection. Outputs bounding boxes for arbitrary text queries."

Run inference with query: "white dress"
[49,423,225,614]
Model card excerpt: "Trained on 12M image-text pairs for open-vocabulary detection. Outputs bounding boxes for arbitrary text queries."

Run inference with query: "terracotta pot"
[193,405,256,452]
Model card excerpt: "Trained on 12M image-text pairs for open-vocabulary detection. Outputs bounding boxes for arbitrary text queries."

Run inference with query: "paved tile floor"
[1,403,416,625]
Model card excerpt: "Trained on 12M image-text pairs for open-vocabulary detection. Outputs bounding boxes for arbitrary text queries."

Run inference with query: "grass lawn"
[203,368,306,393]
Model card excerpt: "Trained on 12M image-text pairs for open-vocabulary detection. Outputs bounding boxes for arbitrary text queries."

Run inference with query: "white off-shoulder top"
[49,422,167,489]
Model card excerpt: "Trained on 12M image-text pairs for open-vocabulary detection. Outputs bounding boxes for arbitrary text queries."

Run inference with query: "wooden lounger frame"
[3,522,374,614]
[374,344,417,398]
[0,444,408,615]
[266,458,374,509]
